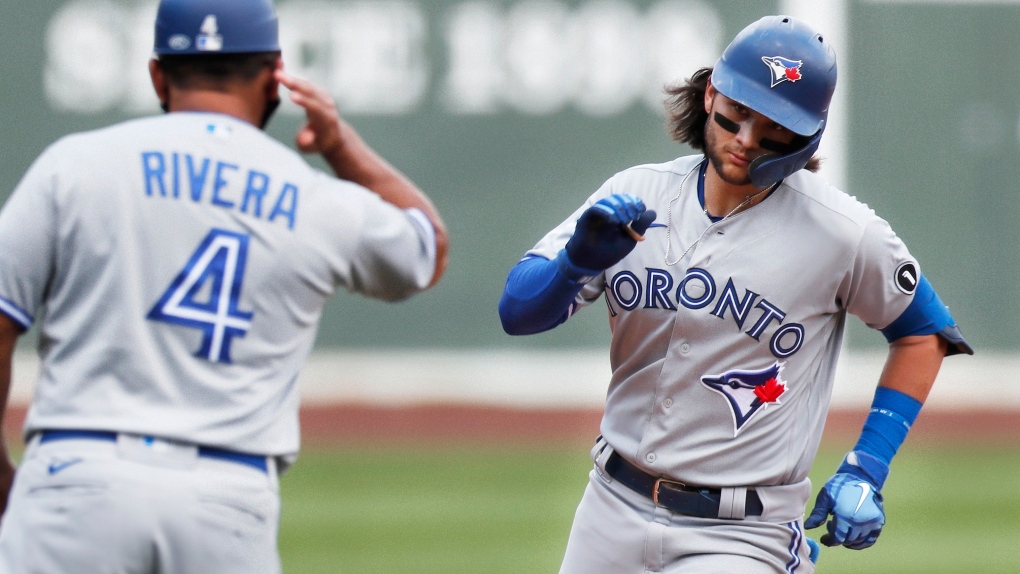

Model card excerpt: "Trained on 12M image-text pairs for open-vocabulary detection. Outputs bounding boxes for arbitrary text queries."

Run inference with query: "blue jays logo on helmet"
[702,362,788,435]
[761,56,803,88]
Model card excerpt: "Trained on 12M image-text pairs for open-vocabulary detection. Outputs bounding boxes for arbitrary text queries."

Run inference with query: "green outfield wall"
[1,0,1018,351]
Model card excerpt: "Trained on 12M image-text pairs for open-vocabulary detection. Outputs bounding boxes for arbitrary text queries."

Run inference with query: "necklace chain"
[664,167,776,266]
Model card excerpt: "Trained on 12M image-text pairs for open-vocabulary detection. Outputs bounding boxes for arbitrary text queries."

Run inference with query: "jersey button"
[680,343,691,354]
[645,453,656,463]
[663,398,673,408]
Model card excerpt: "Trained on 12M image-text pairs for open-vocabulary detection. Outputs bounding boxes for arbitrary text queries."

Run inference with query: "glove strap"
[837,450,890,490]
[554,249,601,284]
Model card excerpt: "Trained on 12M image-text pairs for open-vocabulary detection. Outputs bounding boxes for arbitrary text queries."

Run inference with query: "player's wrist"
[836,450,890,490]
[849,386,921,484]
[554,249,601,284]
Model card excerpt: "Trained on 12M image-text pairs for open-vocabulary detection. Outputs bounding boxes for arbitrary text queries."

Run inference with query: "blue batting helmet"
[711,15,837,188]
[154,0,280,56]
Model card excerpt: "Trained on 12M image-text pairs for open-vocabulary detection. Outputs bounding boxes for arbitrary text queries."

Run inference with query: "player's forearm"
[849,334,948,467]
[876,334,947,402]
[323,121,449,286]
[499,254,590,335]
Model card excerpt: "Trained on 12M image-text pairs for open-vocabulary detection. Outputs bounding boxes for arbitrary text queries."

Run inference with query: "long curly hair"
[663,66,821,172]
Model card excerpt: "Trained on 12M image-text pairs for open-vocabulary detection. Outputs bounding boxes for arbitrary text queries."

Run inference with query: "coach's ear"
[264,56,284,100]
[149,59,170,113]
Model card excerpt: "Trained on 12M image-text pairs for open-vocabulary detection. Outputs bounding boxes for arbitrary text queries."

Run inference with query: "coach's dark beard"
[259,98,280,130]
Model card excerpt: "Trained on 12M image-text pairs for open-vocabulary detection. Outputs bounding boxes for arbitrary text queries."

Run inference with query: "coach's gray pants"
[0,434,281,574]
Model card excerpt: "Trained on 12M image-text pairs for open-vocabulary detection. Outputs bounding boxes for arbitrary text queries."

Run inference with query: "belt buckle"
[652,477,687,506]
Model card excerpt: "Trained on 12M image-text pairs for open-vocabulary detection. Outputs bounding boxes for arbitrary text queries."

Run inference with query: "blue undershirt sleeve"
[498,251,600,336]
[880,273,974,356]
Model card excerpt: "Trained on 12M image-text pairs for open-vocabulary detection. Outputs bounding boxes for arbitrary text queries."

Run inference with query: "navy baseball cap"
[154,0,280,56]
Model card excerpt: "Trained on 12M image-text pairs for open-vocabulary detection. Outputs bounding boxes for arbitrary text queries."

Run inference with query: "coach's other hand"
[805,451,889,550]
[563,194,656,272]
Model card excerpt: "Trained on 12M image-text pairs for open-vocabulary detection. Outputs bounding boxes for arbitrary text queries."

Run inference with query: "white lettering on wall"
[441,2,504,114]
[276,1,430,114]
[46,1,133,113]
[43,0,723,117]
[642,0,723,111]
[573,1,645,116]
[443,0,724,115]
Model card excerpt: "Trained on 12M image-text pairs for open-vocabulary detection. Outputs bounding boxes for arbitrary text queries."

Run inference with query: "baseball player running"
[0,0,447,572]
[499,15,971,574]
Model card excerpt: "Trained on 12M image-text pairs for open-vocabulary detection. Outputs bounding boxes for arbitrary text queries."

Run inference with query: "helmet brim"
[711,66,825,137]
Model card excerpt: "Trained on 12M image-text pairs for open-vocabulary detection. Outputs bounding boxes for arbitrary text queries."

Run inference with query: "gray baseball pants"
[0,433,281,574]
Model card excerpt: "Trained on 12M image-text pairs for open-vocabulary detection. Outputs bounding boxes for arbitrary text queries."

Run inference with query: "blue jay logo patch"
[761,56,803,88]
[702,362,788,435]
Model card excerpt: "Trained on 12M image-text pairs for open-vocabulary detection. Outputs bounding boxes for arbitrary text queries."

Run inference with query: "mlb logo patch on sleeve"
[895,262,918,295]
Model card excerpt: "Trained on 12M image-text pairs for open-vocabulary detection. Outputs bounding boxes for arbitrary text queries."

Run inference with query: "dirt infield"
[297,405,1020,447]
[4,405,1014,448]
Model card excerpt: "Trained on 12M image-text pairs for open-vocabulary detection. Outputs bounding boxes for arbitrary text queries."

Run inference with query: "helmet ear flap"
[748,128,823,188]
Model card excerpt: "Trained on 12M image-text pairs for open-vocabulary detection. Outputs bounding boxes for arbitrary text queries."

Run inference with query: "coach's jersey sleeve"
[0,145,61,328]
[313,175,435,301]
[837,214,917,331]
[349,198,435,300]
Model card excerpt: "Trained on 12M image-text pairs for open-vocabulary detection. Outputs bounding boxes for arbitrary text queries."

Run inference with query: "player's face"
[703,84,796,188]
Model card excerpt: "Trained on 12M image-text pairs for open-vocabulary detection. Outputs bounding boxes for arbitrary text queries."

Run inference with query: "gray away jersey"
[0,113,436,456]
[528,155,917,488]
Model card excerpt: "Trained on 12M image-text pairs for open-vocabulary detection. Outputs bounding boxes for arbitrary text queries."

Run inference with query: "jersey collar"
[697,157,784,223]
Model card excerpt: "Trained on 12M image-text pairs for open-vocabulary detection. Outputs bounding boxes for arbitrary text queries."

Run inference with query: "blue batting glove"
[805,451,889,550]
[563,194,656,271]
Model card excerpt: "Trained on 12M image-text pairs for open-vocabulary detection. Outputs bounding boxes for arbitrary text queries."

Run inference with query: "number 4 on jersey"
[148,229,254,364]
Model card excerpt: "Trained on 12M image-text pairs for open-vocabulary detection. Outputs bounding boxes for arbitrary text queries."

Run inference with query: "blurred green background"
[1,0,1018,352]
[1,1,1017,572]
[278,443,1020,573]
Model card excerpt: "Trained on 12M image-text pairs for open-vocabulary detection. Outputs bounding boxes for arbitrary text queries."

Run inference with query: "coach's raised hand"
[561,194,656,273]
[277,67,448,286]
[275,69,348,165]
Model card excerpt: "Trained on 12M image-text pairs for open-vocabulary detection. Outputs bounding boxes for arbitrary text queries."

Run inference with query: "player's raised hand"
[563,194,656,272]
[805,451,889,550]
[275,68,345,158]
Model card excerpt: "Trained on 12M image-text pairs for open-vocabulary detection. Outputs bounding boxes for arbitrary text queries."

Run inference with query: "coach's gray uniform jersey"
[0,112,436,457]
[528,155,915,493]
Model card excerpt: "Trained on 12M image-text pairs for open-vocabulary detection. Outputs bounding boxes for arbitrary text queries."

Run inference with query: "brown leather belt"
[604,451,763,519]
